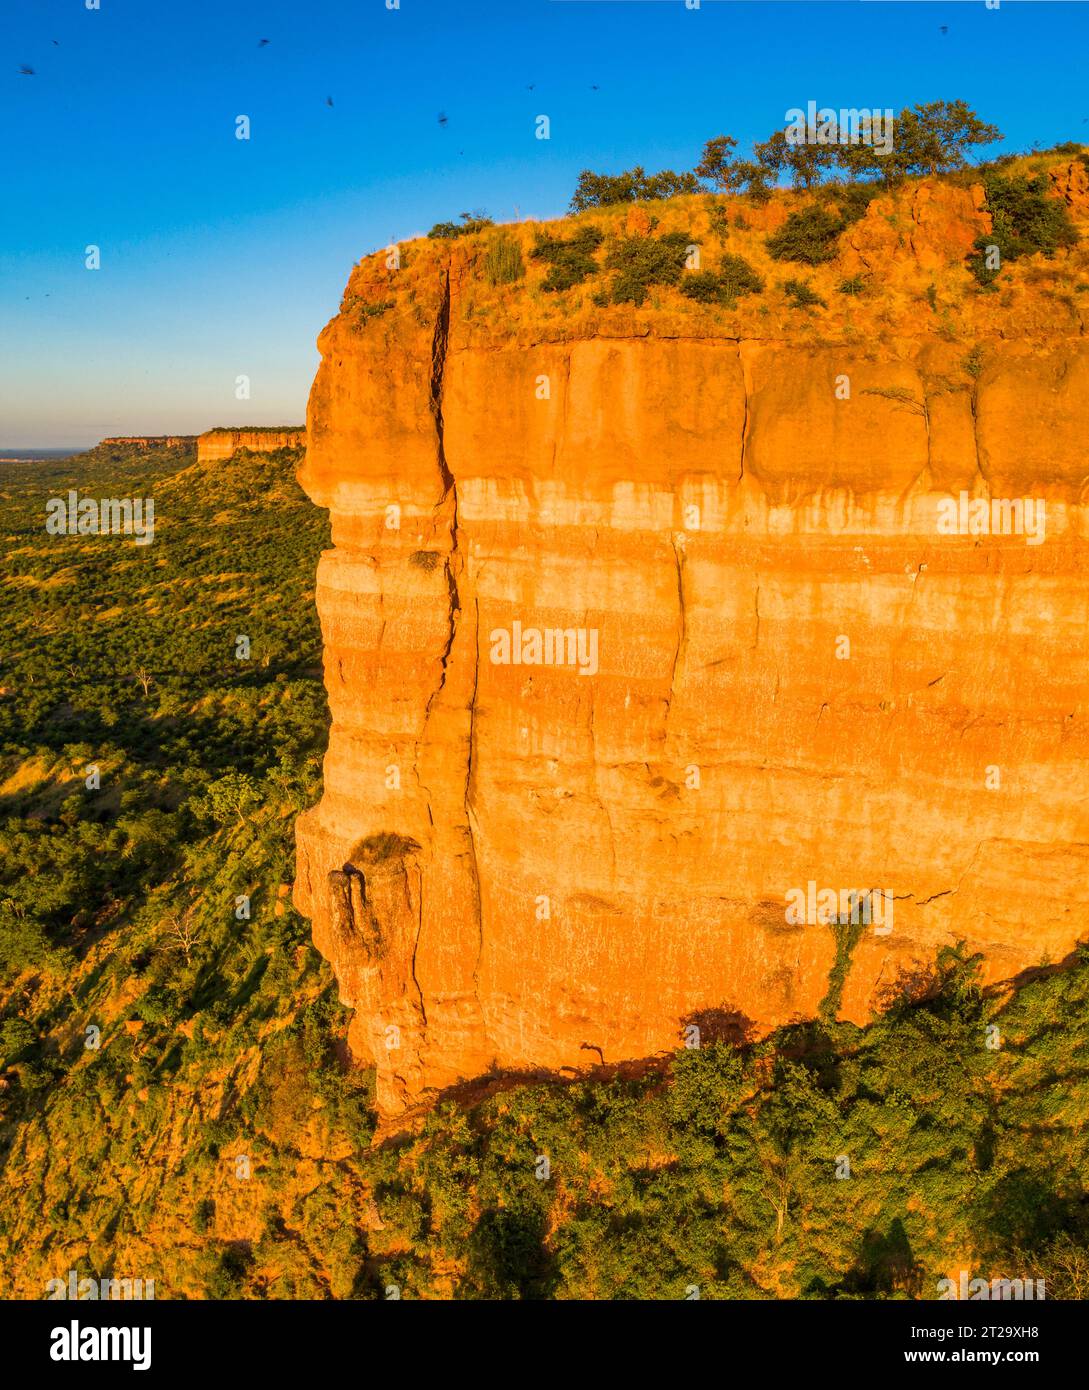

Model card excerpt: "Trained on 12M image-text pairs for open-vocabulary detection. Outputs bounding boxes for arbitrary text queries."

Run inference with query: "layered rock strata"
[295,171,1089,1116]
[197,428,305,461]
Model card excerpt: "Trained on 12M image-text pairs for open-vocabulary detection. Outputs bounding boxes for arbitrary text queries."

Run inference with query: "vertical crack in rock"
[409,868,428,1027]
[920,389,932,479]
[663,533,687,729]
[421,265,486,1002]
[424,269,458,727]
[430,268,455,500]
[968,373,987,492]
[737,342,752,483]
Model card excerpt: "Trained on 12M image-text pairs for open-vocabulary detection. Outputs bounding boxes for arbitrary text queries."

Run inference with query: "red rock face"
[196,429,305,461]
[294,180,1089,1119]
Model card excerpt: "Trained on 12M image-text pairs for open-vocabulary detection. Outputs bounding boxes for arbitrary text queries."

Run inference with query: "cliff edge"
[294,158,1089,1118]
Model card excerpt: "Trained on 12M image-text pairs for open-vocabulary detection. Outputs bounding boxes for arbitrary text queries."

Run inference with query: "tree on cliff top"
[569,165,700,211]
[428,210,495,238]
[898,100,1004,176]
[569,100,1005,209]
[755,128,837,190]
[838,100,1004,184]
[695,135,773,202]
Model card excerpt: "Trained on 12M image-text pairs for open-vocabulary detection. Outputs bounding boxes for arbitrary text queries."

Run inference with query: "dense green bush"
[829,181,881,225]
[766,206,846,265]
[781,278,827,309]
[968,173,1079,285]
[596,231,692,306]
[360,943,1089,1299]
[680,254,764,305]
[531,225,604,292]
[428,212,494,239]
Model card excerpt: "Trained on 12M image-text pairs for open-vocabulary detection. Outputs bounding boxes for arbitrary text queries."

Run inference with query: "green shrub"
[837,275,865,295]
[204,1244,254,1298]
[781,278,827,310]
[134,985,184,1025]
[343,295,394,329]
[680,255,763,305]
[707,203,731,237]
[483,233,525,286]
[428,212,495,239]
[531,226,604,292]
[968,174,1079,286]
[598,231,692,306]
[680,270,726,304]
[832,182,880,226]
[717,254,765,298]
[0,1017,37,1066]
[766,206,846,265]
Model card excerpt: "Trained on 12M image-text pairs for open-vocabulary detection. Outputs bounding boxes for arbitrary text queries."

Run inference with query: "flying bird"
[527,84,535,91]
[940,25,948,35]
[326,95,334,107]
[258,38,270,46]
[18,65,35,76]
[437,111,448,127]
[591,84,599,91]
[52,40,59,46]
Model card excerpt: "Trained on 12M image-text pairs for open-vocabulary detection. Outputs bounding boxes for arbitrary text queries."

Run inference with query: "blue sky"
[2,0,1087,445]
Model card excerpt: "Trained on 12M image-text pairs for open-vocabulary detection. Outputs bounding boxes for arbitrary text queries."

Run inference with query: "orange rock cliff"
[197,427,305,462]
[294,160,1089,1119]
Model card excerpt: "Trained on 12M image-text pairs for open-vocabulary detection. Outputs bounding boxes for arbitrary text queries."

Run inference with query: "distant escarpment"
[294,156,1089,1119]
[100,435,196,449]
[197,427,306,462]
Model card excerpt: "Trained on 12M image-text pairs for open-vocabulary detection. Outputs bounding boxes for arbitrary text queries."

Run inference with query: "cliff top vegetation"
[340,141,1088,351]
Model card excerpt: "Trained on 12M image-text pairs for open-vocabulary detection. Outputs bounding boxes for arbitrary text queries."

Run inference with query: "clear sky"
[2,0,1087,446]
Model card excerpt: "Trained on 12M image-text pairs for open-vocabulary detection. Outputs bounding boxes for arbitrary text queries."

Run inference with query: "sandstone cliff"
[100,435,195,449]
[295,159,1089,1119]
[197,427,305,462]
